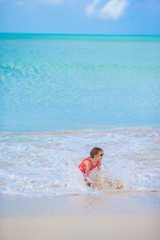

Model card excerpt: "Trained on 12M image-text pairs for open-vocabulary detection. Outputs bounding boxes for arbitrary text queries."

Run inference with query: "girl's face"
[95,150,104,161]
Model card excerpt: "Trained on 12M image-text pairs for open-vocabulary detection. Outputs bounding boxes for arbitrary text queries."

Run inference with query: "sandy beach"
[0,192,160,240]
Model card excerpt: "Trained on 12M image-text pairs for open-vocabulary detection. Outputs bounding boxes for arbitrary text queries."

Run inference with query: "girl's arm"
[97,161,101,170]
[85,161,91,177]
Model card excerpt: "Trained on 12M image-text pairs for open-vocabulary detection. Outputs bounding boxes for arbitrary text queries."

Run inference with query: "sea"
[0,33,160,196]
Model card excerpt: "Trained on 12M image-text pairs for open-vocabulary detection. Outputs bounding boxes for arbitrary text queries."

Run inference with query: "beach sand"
[0,192,160,240]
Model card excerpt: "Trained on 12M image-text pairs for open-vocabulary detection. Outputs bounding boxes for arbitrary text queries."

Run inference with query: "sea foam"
[0,128,160,196]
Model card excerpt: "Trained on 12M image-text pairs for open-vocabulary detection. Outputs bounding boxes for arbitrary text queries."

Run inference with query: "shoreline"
[0,191,160,216]
[0,192,160,240]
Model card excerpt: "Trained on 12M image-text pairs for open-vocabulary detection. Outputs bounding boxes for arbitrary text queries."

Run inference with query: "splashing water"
[0,128,160,196]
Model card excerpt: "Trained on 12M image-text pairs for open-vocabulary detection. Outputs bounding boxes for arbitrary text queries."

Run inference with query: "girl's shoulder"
[84,158,92,165]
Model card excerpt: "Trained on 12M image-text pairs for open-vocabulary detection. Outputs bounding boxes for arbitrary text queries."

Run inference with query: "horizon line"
[0,32,160,37]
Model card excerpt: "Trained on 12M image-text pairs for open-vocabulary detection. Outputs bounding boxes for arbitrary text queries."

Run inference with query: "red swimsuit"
[78,158,99,174]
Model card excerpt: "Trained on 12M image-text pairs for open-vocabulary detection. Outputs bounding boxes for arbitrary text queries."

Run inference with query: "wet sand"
[0,192,160,240]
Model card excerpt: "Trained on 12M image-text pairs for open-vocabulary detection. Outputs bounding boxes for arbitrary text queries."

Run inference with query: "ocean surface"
[0,34,160,196]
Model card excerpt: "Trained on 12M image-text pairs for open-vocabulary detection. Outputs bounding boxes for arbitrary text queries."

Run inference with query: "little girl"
[78,147,104,179]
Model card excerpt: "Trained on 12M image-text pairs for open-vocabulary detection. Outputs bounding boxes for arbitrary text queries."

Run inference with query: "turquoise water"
[0,34,160,132]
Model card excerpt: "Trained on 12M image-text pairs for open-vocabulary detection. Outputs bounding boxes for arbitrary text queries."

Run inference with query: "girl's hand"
[84,175,93,187]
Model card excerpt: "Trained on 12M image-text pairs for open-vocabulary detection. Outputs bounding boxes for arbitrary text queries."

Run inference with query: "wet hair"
[90,147,103,158]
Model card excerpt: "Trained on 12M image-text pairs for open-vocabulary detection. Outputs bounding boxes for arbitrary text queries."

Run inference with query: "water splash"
[0,128,160,196]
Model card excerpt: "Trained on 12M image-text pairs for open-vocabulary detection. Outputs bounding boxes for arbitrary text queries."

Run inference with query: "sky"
[0,0,160,35]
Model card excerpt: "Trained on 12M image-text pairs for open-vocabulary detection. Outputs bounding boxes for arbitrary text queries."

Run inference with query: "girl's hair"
[90,147,103,158]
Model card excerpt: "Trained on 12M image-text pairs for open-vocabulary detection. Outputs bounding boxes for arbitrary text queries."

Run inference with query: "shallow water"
[0,128,160,196]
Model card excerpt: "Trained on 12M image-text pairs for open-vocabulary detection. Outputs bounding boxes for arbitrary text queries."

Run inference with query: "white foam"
[0,128,160,196]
